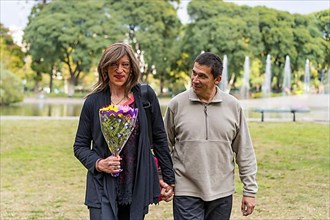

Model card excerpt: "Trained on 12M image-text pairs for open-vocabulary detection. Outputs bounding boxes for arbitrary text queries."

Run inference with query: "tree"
[182,0,327,94]
[0,24,25,78]
[24,0,122,96]
[23,0,55,92]
[255,8,297,91]
[182,0,263,90]
[314,9,330,41]
[107,0,182,94]
[0,23,26,102]
[314,10,330,71]
[0,66,24,105]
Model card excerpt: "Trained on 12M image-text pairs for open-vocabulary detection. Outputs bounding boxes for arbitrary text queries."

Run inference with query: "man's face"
[191,62,221,97]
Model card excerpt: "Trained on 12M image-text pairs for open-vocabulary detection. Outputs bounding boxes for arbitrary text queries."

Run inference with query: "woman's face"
[107,55,131,88]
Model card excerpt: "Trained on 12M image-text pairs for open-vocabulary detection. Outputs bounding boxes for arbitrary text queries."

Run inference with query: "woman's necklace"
[111,96,126,105]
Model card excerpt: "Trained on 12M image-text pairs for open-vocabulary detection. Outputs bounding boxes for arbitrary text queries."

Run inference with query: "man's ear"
[215,75,222,84]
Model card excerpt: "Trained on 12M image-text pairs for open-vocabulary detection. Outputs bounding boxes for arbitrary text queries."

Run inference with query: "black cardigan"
[73,84,175,220]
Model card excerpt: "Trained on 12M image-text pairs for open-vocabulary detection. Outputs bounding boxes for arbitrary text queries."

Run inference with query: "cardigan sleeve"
[146,85,175,185]
[73,97,101,174]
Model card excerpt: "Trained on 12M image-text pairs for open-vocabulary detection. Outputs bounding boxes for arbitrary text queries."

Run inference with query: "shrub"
[0,67,24,105]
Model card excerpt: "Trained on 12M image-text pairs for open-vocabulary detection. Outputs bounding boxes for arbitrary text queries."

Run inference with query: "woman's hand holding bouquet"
[96,155,122,175]
[99,104,138,177]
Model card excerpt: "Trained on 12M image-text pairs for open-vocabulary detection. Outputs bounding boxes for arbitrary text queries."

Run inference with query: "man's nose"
[192,76,199,83]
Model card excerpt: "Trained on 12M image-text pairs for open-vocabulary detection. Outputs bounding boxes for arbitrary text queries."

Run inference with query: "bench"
[254,108,310,122]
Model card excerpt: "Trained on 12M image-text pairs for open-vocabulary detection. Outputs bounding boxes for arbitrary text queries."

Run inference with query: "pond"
[0,97,170,118]
[1,95,329,122]
[1,102,83,117]
[0,102,168,118]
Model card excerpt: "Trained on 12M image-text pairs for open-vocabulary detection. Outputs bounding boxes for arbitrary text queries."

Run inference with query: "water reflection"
[1,103,83,117]
[1,95,328,122]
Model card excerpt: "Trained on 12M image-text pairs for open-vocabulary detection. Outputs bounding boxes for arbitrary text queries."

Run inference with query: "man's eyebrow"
[192,69,201,74]
[192,69,207,76]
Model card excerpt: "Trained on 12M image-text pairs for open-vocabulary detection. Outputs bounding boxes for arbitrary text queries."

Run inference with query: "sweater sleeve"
[164,103,175,154]
[73,98,100,174]
[232,104,258,197]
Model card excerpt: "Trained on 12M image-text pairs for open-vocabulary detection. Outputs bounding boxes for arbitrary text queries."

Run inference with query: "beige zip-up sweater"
[164,87,257,201]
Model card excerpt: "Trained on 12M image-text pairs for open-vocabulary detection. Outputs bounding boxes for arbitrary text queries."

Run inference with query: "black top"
[73,84,174,220]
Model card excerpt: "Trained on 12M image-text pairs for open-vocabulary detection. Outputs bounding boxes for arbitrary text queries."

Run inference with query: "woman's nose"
[116,65,124,73]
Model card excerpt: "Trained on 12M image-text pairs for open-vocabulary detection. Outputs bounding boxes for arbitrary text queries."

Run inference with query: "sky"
[1,0,329,44]
[178,0,329,23]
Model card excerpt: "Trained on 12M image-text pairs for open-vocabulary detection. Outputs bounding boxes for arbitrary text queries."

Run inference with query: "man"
[164,52,257,220]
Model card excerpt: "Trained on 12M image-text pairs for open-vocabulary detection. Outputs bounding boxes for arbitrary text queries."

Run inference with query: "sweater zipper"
[203,104,208,140]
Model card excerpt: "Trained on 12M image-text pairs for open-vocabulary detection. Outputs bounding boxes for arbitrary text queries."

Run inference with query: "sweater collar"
[188,87,223,103]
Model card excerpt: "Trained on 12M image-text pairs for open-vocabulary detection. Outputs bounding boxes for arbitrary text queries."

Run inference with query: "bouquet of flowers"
[99,104,139,158]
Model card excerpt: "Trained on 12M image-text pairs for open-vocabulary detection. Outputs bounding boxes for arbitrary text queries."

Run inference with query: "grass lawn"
[1,120,329,220]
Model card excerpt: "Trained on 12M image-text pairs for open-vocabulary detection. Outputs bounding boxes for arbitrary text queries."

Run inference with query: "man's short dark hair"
[195,52,223,78]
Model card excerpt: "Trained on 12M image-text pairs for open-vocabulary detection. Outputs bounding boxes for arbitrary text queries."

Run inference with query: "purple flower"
[99,104,139,157]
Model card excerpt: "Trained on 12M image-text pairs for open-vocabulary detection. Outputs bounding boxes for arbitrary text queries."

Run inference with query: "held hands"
[241,196,256,216]
[96,155,122,175]
[159,179,175,202]
[96,157,175,201]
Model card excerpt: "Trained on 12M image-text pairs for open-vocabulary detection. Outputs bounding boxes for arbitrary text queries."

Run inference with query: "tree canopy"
[24,0,122,95]
[21,0,329,96]
[107,0,182,92]
[0,24,25,104]
[181,0,327,92]
[0,24,25,76]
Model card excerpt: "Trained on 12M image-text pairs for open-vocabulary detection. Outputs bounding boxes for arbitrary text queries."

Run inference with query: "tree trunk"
[34,71,42,93]
[160,72,164,94]
[34,80,40,93]
[49,74,53,93]
[49,66,54,93]
[67,75,75,97]
[142,72,149,83]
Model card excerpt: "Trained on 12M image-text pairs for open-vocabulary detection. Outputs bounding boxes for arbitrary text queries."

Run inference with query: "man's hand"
[241,196,256,216]
[96,155,122,174]
[159,179,175,202]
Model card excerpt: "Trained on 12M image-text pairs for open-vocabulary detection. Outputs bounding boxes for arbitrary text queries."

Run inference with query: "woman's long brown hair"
[87,43,141,97]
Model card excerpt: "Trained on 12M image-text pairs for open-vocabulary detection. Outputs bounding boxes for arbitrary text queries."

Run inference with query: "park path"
[23,96,171,106]
[23,94,329,108]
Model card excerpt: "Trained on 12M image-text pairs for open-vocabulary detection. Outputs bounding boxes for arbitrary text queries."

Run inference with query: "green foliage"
[107,0,182,93]
[314,9,330,71]
[314,9,330,40]
[249,59,263,92]
[0,24,25,78]
[182,0,327,94]
[24,0,122,95]
[22,0,328,96]
[0,65,24,105]
[168,52,190,95]
[183,0,264,87]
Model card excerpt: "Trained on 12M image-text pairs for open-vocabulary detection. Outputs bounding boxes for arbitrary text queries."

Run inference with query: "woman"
[74,43,175,220]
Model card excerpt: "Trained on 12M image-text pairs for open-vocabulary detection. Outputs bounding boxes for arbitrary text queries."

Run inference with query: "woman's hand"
[96,155,122,174]
[159,179,175,202]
